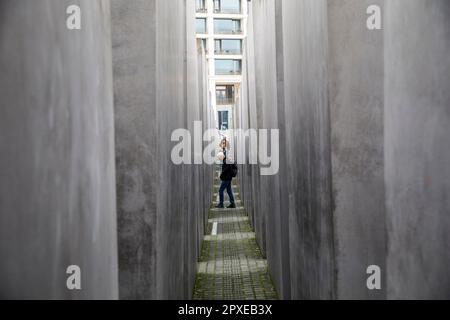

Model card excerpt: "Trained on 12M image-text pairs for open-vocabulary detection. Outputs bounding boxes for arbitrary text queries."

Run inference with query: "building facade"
[195,0,248,140]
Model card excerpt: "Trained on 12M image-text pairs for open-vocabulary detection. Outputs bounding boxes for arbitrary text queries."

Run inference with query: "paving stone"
[193,169,278,300]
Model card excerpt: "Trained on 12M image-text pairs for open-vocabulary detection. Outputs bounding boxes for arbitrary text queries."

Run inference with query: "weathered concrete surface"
[111,0,158,299]
[240,0,335,299]
[0,0,118,299]
[280,0,335,300]
[384,0,450,300]
[240,2,262,253]
[249,0,285,299]
[241,0,450,300]
[328,0,386,300]
[112,0,213,299]
[1,0,449,301]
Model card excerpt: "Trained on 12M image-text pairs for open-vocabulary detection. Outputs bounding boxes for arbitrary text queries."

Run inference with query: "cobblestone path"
[193,168,278,300]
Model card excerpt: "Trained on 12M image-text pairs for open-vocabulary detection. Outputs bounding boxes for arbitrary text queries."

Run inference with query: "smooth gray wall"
[112,0,213,300]
[280,0,335,300]
[241,0,335,300]
[0,0,118,299]
[384,0,450,300]
[238,1,259,249]
[241,0,450,300]
[328,0,386,300]
[249,0,290,299]
[111,0,158,299]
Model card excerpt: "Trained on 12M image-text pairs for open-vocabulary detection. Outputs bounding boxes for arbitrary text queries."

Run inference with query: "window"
[218,111,229,131]
[214,0,220,12]
[196,18,207,34]
[215,59,241,75]
[216,85,235,105]
[201,39,208,54]
[214,0,241,14]
[215,39,242,55]
[196,0,207,12]
[214,19,241,34]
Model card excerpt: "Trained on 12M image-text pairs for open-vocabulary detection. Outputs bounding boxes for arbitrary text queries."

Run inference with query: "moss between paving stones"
[193,169,278,300]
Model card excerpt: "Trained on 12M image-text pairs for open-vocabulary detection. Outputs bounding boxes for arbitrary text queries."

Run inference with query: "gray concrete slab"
[0,0,118,299]
[240,0,450,300]
[111,0,214,299]
[384,0,450,299]
[328,0,386,300]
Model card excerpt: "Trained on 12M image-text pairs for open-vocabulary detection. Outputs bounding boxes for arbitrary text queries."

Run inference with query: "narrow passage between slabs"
[193,165,278,300]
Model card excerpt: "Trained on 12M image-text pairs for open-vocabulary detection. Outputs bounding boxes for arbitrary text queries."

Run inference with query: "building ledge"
[213,54,243,60]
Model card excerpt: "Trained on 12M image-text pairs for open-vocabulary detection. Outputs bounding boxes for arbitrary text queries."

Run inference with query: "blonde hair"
[219,137,230,150]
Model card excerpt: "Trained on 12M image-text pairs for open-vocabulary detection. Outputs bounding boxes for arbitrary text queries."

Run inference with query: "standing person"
[216,153,237,209]
[219,136,230,160]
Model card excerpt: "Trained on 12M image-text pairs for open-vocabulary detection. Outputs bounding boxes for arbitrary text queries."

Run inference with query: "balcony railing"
[214,29,243,35]
[215,49,242,55]
[214,8,242,14]
[215,70,241,75]
[216,97,235,105]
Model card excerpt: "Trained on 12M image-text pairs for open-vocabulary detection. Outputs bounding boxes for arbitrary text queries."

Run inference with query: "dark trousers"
[219,180,235,205]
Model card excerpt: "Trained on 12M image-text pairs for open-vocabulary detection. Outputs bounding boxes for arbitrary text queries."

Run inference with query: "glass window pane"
[196,18,206,33]
[202,39,208,54]
[215,40,221,52]
[196,0,206,12]
[216,40,241,54]
[217,0,241,13]
[215,59,241,75]
[214,19,241,34]
[216,85,235,104]
[218,111,229,130]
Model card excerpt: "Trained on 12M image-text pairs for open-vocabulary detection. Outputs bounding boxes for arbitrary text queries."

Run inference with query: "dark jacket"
[220,160,237,182]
